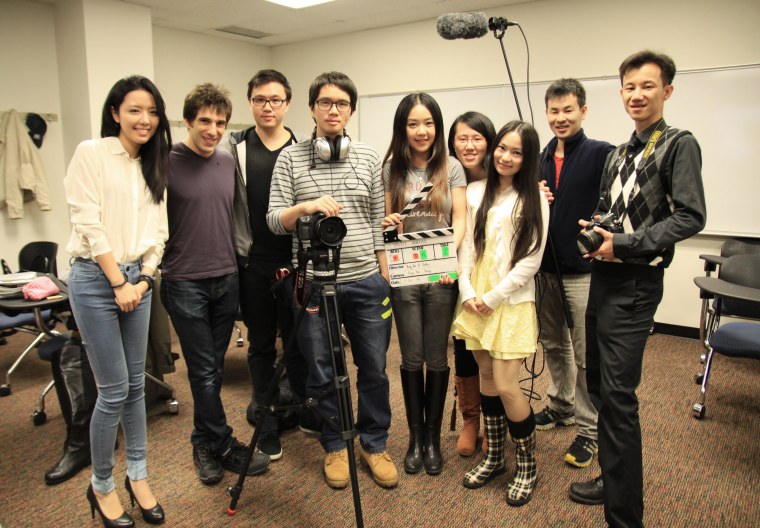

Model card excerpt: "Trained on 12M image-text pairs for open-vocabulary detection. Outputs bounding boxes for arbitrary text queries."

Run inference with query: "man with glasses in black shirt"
[223,70,311,462]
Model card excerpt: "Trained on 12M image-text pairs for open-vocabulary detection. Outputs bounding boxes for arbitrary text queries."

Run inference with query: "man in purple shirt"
[160,84,269,485]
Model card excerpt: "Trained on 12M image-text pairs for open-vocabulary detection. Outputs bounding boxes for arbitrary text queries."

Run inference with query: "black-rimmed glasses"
[250,97,287,108]
[315,99,351,112]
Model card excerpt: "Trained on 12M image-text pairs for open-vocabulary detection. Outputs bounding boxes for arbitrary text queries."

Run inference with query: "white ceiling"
[29,0,532,46]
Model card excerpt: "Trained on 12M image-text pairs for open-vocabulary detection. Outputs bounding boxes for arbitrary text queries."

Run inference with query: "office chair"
[19,241,58,275]
[0,241,61,400]
[32,333,70,425]
[692,253,760,419]
[0,309,57,397]
[695,238,760,379]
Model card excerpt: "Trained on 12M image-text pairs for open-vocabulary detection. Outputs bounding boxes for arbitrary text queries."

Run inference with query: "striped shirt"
[266,140,385,282]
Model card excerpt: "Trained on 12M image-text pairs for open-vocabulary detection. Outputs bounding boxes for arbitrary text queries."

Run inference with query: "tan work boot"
[323,448,350,488]
[455,375,482,457]
[358,446,399,488]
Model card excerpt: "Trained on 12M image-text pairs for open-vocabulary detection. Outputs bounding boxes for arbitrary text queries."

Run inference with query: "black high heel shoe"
[124,476,165,525]
[86,484,135,528]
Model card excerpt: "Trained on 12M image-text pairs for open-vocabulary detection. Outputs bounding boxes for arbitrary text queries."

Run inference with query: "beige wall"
[273,0,760,133]
[152,26,272,126]
[2,0,758,327]
[1,0,70,274]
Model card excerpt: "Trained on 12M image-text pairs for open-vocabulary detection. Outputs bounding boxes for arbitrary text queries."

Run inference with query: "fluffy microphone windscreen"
[436,12,489,40]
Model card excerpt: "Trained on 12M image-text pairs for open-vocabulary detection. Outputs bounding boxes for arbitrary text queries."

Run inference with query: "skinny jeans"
[68,258,151,494]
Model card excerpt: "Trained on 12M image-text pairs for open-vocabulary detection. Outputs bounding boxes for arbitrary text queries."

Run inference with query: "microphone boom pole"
[489,17,523,121]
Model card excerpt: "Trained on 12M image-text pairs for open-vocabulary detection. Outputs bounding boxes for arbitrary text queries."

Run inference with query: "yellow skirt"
[451,244,537,360]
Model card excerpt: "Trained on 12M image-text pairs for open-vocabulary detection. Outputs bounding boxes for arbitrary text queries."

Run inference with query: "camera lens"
[576,230,602,254]
[316,216,347,247]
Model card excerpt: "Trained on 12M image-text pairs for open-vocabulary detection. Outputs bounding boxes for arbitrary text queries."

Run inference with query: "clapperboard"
[383,182,458,287]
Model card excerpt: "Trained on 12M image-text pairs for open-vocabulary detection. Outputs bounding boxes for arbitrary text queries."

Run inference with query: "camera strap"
[383,181,434,243]
[294,242,310,308]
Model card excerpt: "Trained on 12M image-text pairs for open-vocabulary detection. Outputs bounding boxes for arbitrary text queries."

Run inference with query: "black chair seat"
[709,322,760,359]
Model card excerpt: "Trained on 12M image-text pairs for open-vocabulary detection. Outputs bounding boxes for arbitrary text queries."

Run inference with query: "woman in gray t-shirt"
[381,92,466,477]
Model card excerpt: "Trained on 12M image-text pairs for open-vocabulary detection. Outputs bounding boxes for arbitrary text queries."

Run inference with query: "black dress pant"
[586,261,663,528]
[239,259,308,432]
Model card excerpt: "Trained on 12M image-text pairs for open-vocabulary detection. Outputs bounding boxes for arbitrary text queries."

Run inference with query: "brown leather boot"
[455,375,481,457]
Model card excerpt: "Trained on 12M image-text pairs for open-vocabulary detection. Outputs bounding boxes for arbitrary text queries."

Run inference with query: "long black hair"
[383,92,448,215]
[101,75,171,204]
[447,111,496,175]
[473,120,543,269]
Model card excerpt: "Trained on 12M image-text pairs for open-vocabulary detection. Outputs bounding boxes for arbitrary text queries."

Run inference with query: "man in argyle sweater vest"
[568,51,706,528]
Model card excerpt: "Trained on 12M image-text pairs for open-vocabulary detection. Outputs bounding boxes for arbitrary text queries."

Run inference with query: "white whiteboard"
[358,65,760,238]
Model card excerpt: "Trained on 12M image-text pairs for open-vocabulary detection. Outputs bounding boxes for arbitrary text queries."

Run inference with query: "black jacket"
[539,129,614,275]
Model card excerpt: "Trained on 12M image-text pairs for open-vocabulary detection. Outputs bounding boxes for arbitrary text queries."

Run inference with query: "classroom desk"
[0,274,68,398]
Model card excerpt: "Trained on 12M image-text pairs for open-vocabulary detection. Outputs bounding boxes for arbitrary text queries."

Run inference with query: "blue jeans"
[296,273,392,453]
[390,282,458,371]
[68,258,151,494]
[161,273,239,454]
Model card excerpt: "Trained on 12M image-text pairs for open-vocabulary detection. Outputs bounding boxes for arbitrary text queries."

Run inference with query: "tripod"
[226,274,365,527]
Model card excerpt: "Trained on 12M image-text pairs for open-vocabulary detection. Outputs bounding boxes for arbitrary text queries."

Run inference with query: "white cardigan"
[458,179,549,309]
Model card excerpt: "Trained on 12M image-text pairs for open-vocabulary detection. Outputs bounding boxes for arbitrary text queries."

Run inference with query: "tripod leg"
[320,284,363,528]
[227,286,315,516]
[226,359,284,515]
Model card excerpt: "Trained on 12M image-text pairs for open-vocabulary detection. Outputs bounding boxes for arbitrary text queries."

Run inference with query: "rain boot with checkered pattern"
[505,411,537,506]
[462,395,507,489]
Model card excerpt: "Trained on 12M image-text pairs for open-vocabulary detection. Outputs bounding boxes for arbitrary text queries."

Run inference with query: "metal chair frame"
[692,253,760,418]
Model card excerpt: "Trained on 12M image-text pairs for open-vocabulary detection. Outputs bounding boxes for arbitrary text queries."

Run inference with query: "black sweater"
[539,129,614,275]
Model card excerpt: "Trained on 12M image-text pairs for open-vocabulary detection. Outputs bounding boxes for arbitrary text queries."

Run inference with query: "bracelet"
[110,272,129,289]
[138,274,155,291]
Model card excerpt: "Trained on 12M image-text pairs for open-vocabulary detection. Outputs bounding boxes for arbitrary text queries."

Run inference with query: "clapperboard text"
[384,228,458,287]
[383,182,458,287]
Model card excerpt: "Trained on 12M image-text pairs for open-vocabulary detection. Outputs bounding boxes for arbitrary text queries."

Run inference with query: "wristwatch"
[137,274,156,291]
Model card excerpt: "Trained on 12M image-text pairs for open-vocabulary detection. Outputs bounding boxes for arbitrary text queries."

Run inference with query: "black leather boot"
[45,339,96,486]
[423,368,449,475]
[49,348,72,452]
[399,367,424,474]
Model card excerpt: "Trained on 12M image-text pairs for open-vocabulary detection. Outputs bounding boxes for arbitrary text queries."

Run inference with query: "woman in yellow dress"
[451,120,549,506]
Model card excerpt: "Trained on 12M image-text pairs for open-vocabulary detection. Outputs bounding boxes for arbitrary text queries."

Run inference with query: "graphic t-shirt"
[382,157,466,232]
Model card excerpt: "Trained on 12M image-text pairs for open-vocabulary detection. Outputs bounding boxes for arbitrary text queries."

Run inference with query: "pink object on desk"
[22,276,60,301]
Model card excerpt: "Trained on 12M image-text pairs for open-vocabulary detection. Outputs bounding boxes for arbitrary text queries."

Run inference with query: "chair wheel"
[0,384,10,397]
[692,403,706,419]
[694,374,704,385]
[32,410,47,426]
[168,400,179,414]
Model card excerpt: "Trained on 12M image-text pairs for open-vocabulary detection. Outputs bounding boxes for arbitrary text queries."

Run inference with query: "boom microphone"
[488,17,518,32]
[436,13,518,40]
[436,12,489,40]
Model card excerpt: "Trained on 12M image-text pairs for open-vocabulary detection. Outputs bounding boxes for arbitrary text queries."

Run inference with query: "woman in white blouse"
[64,75,170,528]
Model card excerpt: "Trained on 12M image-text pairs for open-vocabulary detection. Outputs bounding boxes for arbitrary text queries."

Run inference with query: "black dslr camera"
[576,212,623,254]
[296,213,347,282]
[297,212,347,248]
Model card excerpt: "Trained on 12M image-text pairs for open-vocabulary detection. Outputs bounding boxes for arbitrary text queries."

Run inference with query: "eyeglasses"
[455,136,486,147]
[250,97,287,108]
[315,99,352,112]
